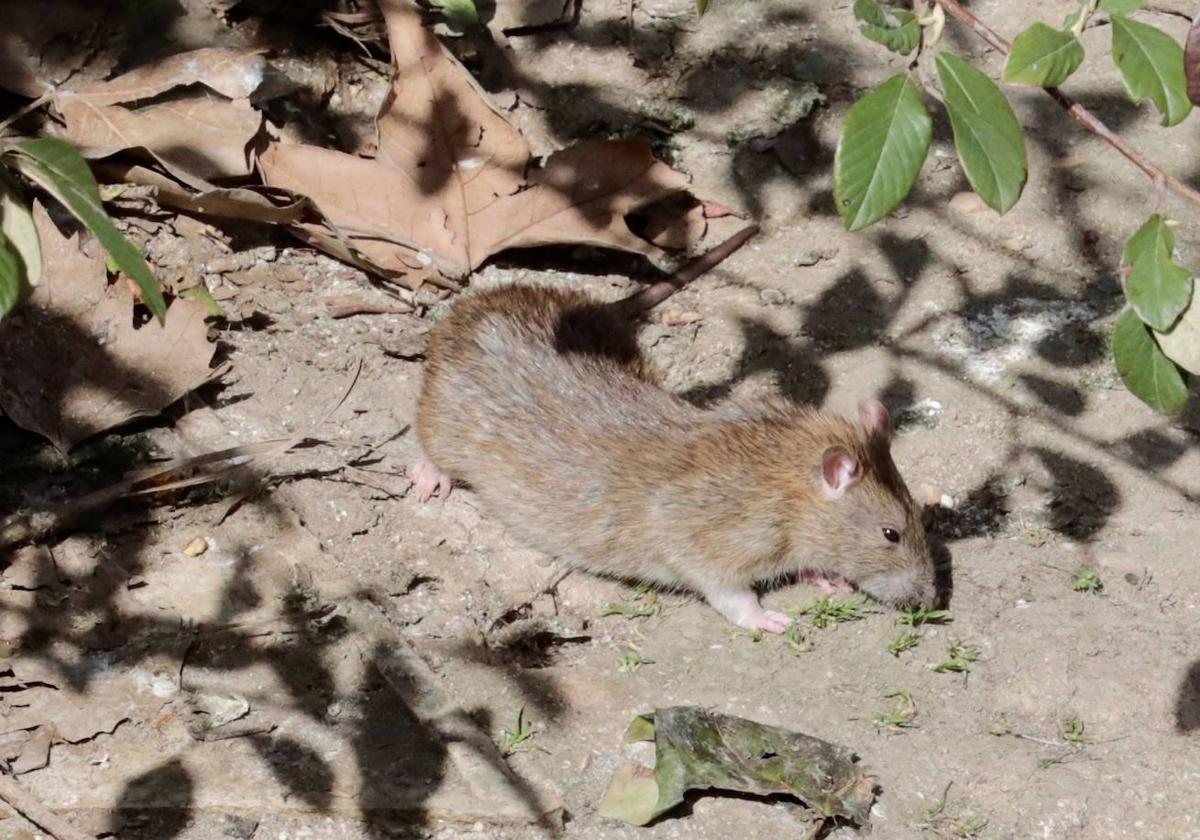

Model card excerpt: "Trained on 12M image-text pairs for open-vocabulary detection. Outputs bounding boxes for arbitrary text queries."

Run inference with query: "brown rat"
[413,237,935,633]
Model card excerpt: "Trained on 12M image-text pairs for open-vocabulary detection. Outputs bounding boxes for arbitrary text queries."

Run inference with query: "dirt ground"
[3,0,1200,838]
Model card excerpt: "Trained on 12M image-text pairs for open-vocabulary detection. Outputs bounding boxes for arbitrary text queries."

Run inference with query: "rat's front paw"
[412,459,453,502]
[742,609,793,635]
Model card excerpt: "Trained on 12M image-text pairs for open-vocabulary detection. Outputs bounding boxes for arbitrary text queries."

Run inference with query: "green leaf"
[1111,15,1193,126]
[1155,294,1200,375]
[936,52,1028,213]
[696,0,710,15]
[1122,214,1192,330]
[853,0,921,56]
[430,0,479,32]
[1112,307,1189,414]
[4,138,166,323]
[179,284,225,318]
[0,174,41,287]
[1003,23,1085,86]
[0,230,23,319]
[834,75,932,231]
[1100,0,1144,14]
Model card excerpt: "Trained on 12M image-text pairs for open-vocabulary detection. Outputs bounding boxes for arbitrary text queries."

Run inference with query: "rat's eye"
[882,527,900,543]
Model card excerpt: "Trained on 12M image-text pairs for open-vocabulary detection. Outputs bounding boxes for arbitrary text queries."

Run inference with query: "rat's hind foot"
[412,459,452,502]
[799,570,854,595]
[705,589,793,634]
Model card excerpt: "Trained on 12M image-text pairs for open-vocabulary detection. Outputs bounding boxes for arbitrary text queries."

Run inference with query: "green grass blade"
[6,138,166,323]
[834,74,932,231]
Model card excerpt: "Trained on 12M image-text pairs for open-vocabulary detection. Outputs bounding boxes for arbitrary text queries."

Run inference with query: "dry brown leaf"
[57,96,261,184]
[0,203,219,452]
[97,162,308,225]
[259,0,698,287]
[68,47,268,105]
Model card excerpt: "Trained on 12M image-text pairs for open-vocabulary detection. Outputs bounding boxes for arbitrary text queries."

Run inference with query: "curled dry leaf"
[67,47,269,105]
[56,97,262,185]
[0,202,219,452]
[259,0,699,287]
[52,47,269,190]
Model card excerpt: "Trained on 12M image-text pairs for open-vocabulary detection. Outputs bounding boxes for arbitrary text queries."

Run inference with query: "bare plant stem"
[934,0,1200,211]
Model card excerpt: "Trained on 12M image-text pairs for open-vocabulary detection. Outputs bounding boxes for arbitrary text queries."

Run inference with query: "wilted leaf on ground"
[0,202,218,451]
[56,97,262,184]
[96,162,309,225]
[259,0,697,287]
[67,47,268,105]
[853,0,921,56]
[599,707,876,827]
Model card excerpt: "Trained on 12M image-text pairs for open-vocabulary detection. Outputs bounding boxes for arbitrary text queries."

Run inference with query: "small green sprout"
[1072,569,1104,595]
[748,628,765,643]
[796,596,874,629]
[917,782,987,837]
[888,629,921,656]
[497,707,543,755]
[783,621,811,654]
[617,644,652,673]
[1061,714,1086,744]
[931,640,980,673]
[601,584,660,618]
[874,689,917,731]
[895,607,951,627]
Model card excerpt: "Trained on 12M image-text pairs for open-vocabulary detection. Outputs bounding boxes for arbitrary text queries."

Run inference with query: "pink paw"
[738,609,793,635]
[799,570,855,595]
[412,459,452,502]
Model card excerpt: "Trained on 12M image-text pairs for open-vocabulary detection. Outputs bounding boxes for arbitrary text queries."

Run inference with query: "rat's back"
[416,285,700,568]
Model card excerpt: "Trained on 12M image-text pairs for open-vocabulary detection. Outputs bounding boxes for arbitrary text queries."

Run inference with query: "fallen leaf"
[96,162,309,225]
[10,727,52,775]
[56,96,262,185]
[67,47,268,105]
[600,707,876,827]
[183,536,209,557]
[0,202,219,452]
[259,0,698,287]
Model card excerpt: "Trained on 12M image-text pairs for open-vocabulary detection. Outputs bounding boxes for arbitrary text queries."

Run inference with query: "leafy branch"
[835,0,1200,414]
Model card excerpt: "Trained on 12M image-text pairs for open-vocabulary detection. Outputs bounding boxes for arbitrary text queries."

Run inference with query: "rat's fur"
[416,285,935,631]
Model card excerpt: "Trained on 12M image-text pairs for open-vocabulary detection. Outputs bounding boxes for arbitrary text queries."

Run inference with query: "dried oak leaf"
[52,47,268,189]
[259,0,690,286]
[0,203,218,452]
[67,46,269,105]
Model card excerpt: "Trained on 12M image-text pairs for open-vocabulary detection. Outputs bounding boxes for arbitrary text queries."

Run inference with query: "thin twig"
[935,0,1200,210]
[620,224,759,314]
[0,773,92,840]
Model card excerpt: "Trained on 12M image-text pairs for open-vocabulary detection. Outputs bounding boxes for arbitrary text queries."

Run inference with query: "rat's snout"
[858,567,934,609]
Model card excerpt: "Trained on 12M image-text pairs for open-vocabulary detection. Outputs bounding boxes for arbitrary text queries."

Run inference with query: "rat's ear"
[821,446,860,499]
[858,398,891,440]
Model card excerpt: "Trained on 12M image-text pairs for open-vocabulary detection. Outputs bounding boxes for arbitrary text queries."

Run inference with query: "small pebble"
[759,288,785,305]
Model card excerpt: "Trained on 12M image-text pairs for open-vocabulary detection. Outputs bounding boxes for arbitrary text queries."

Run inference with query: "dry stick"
[0,773,92,840]
[619,223,760,314]
[934,0,1200,210]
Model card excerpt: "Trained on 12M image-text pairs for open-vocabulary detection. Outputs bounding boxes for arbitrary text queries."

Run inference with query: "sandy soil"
[3,0,1200,838]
